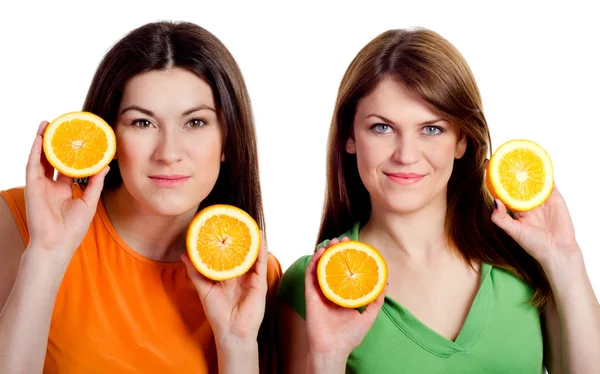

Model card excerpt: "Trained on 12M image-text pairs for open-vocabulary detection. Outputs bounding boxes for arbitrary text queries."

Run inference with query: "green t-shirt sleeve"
[276,255,312,319]
[277,228,356,319]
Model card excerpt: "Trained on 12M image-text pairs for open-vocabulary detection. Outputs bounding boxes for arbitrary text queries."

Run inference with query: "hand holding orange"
[186,205,261,281]
[42,111,116,178]
[317,240,388,309]
[486,139,554,212]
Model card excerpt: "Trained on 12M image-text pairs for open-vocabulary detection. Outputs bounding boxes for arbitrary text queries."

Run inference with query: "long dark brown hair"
[81,21,277,372]
[318,28,550,308]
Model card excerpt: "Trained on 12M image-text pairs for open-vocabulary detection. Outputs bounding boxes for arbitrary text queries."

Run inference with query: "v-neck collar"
[346,221,493,357]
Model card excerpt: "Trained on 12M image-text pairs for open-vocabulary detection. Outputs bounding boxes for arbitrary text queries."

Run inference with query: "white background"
[0,1,598,296]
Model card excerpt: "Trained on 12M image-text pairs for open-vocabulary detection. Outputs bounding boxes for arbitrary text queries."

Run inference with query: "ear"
[455,135,467,159]
[221,152,226,162]
[345,137,357,154]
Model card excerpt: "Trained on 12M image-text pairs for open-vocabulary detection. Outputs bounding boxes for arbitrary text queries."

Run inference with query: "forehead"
[356,77,439,121]
[119,68,215,112]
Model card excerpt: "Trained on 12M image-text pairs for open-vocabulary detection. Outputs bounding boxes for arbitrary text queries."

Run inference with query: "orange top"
[1,186,282,374]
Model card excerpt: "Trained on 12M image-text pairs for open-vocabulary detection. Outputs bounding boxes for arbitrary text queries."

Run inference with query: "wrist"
[215,335,258,355]
[306,349,349,373]
[215,337,259,374]
[540,248,587,290]
[21,246,72,282]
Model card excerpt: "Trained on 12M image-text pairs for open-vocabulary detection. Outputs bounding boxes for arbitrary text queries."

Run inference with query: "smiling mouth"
[149,176,190,188]
[385,173,425,185]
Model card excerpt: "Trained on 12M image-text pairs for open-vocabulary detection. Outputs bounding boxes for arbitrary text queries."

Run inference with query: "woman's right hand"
[304,237,387,364]
[24,121,109,262]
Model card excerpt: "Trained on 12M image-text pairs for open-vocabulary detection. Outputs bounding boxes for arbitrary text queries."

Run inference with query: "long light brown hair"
[318,28,550,308]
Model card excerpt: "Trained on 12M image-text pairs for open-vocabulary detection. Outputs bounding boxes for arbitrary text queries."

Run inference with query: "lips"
[149,174,190,188]
[385,172,425,185]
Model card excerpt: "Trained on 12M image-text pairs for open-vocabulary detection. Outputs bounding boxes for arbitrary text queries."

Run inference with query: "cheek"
[115,133,142,167]
[355,137,391,172]
[425,141,457,173]
[189,132,223,174]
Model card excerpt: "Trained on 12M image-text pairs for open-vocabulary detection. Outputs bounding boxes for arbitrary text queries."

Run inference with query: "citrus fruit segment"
[317,240,388,308]
[42,111,116,178]
[186,204,261,281]
[486,139,554,211]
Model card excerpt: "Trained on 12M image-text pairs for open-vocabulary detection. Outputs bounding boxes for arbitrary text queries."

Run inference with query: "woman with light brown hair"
[277,28,599,373]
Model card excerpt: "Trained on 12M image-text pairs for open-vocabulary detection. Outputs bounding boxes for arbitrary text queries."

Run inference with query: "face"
[114,67,224,216]
[346,77,466,215]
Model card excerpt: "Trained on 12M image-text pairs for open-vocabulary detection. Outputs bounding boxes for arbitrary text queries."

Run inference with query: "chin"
[143,197,201,217]
[375,194,430,215]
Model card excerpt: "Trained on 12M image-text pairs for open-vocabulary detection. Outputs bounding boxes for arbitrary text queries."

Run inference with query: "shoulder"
[0,186,28,244]
[266,252,283,291]
[276,255,312,319]
[489,264,537,304]
[0,187,28,307]
[316,221,360,250]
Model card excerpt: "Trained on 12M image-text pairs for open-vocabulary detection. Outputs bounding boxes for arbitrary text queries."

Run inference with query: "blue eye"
[371,124,392,134]
[187,118,207,129]
[422,126,443,135]
[131,119,153,128]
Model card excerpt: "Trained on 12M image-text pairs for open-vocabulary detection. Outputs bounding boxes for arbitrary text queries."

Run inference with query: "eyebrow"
[366,114,445,126]
[119,104,216,117]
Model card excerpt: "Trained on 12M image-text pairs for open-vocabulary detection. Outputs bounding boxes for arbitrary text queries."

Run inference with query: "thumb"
[181,253,212,296]
[81,166,109,208]
[363,285,387,323]
[305,246,327,298]
[491,198,522,240]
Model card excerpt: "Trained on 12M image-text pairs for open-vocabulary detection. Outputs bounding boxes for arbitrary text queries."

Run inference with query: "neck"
[360,193,452,264]
[102,187,198,262]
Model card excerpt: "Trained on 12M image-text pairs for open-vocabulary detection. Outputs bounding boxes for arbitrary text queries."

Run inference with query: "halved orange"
[43,111,116,178]
[317,240,388,308]
[486,139,554,211]
[186,204,261,281]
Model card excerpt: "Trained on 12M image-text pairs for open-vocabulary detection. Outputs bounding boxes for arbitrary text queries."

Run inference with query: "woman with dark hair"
[278,28,599,373]
[0,21,281,374]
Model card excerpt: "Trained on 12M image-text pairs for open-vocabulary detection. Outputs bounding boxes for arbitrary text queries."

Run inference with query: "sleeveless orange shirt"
[1,186,282,374]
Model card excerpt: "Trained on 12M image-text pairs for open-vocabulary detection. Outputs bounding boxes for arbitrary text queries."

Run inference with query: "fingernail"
[493,199,498,209]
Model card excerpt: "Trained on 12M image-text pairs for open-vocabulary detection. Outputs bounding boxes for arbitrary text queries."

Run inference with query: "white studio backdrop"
[0,1,598,296]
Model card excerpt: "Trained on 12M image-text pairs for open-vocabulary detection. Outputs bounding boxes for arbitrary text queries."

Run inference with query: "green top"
[277,221,544,373]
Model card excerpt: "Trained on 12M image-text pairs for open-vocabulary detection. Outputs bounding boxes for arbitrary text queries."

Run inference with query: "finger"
[56,172,74,185]
[40,147,54,180]
[181,253,213,294]
[341,236,350,242]
[363,284,387,321]
[252,231,269,281]
[491,198,522,240]
[305,245,328,295]
[81,166,110,209]
[325,237,339,249]
[26,121,49,183]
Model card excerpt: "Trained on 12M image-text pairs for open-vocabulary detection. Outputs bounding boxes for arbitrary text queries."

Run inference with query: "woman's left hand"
[491,183,580,268]
[182,232,268,347]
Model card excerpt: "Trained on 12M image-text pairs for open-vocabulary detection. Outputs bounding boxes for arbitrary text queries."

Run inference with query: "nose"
[392,134,421,164]
[153,127,183,165]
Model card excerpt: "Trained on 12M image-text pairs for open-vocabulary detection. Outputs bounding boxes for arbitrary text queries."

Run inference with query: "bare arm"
[0,242,70,373]
[278,304,347,374]
[0,195,71,373]
[278,303,309,374]
[543,253,600,374]
[278,239,386,374]
[491,187,600,374]
[542,293,563,374]
[0,197,26,308]
[0,120,109,373]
